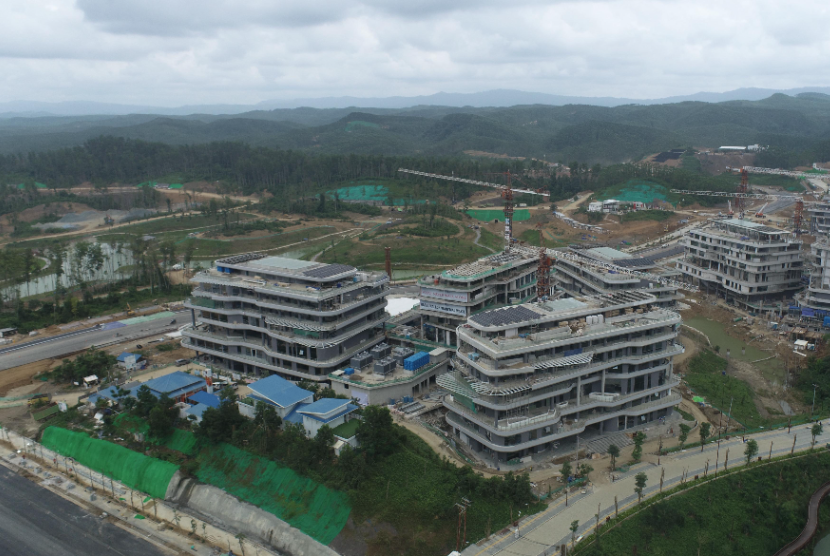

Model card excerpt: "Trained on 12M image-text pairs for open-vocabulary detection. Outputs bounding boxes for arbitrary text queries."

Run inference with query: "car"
[135,344,143,349]
[175,359,190,366]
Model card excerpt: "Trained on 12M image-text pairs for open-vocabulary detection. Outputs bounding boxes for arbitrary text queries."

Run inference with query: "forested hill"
[3,93,830,165]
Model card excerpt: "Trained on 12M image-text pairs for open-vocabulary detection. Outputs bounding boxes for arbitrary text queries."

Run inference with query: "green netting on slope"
[41,427,178,499]
[162,429,199,455]
[195,443,350,545]
[597,180,670,203]
[466,209,531,222]
[114,413,149,434]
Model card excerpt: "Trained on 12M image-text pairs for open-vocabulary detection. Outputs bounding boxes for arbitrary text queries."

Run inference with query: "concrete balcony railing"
[589,392,620,403]
[443,396,561,433]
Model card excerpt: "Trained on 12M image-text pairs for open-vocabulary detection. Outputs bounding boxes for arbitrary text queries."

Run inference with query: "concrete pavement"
[0,312,186,370]
[0,465,174,556]
[0,428,280,556]
[461,423,830,556]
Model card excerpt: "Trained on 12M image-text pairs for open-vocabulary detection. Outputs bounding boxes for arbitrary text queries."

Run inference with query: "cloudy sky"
[3,0,830,106]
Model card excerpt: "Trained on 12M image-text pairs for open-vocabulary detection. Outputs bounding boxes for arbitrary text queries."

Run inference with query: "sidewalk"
[462,423,829,556]
[0,428,279,556]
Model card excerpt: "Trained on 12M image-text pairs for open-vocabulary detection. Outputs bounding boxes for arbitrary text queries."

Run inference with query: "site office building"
[412,250,539,349]
[438,291,683,462]
[182,254,389,381]
[676,219,803,311]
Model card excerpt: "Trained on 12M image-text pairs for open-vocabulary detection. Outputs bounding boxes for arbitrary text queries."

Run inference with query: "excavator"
[125,303,135,317]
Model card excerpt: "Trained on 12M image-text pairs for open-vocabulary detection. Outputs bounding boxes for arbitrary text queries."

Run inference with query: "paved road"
[462,424,830,556]
[0,466,172,556]
[0,314,185,371]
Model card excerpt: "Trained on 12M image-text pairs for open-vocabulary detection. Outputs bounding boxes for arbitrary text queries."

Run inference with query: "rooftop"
[586,247,632,260]
[299,397,351,415]
[216,253,356,280]
[440,250,535,281]
[248,374,313,408]
[188,391,221,409]
[332,418,360,439]
[144,371,206,396]
[468,290,656,330]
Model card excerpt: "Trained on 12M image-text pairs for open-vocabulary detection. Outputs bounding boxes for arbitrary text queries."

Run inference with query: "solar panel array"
[216,253,265,265]
[613,257,655,268]
[470,305,540,327]
[303,264,355,278]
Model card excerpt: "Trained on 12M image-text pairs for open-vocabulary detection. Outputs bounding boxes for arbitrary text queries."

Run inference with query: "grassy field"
[682,350,763,428]
[576,451,830,556]
[620,210,674,223]
[478,227,505,252]
[319,228,490,268]
[185,226,337,259]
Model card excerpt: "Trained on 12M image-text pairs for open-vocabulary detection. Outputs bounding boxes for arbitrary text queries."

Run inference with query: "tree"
[634,472,648,503]
[812,423,823,449]
[135,385,157,417]
[607,444,620,470]
[313,425,335,461]
[253,401,281,430]
[744,439,759,463]
[148,405,175,439]
[561,460,572,482]
[577,463,593,478]
[356,405,397,462]
[678,423,691,449]
[632,431,647,462]
[570,520,579,544]
[196,390,247,443]
[699,422,711,452]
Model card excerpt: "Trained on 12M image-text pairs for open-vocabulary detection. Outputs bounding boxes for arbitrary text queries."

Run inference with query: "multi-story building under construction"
[676,219,803,311]
[438,290,683,462]
[182,254,389,381]
[392,250,540,350]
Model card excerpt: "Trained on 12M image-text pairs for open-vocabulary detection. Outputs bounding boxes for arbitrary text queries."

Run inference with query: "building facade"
[438,291,683,462]
[398,250,539,350]
[676,219,803,311]
[551,247,682,308]
[797,237,830,316]
[182,254,389,382]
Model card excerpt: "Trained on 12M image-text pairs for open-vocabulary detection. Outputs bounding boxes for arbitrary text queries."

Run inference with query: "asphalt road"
[0,466,172,556]
[0,313,186,371]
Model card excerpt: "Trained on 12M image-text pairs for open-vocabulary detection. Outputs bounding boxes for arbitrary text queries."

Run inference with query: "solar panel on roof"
[613,257,655,268]
[303,264,354,278]
[470,306,539,327]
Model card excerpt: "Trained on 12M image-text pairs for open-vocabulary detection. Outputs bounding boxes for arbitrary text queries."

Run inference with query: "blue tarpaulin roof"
[803,308,816,317]
[116,352,142,362]
[248,375,313,408]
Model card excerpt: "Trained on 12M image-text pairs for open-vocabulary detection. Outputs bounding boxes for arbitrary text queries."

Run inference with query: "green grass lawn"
[186,226,336,259]
[478,227,505,251]
[576,452,830,556]
[319,228,490,268]
[682,350,763,428]
[620,210,674,223]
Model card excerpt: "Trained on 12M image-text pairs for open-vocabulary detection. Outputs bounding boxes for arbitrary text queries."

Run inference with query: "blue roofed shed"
[144,371,207,401]
[188,391,220,409]
[298,398,359,438]
[247,375,314,418]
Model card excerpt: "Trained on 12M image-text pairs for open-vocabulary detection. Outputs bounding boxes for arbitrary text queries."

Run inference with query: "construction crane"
[670,189,819,234]
[755,202,768,219]
[535,223,552,299]
[397,168,549,247]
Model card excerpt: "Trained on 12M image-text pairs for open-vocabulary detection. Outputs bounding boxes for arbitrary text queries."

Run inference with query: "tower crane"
[669,189,823,234]
[397,168,549,248]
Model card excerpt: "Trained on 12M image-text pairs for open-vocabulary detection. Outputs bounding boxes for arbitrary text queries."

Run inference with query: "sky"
[3,0,830,106]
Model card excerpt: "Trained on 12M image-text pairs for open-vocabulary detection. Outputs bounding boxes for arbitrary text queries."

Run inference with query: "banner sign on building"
[420,287,469,302]
[420,300,467,316]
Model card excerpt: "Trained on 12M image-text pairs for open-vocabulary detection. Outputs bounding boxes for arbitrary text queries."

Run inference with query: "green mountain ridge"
[2,94,830,163]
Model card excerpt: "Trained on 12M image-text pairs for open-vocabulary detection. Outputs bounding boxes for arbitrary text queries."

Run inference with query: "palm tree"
[607,444,620,470]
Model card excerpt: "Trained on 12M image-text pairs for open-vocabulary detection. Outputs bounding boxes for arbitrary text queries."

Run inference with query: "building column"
[576,376,581,406]
[445,329,450,345]
[601,369,606,394]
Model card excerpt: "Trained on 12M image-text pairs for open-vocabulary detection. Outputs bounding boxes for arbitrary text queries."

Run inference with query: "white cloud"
[0,0,828,106]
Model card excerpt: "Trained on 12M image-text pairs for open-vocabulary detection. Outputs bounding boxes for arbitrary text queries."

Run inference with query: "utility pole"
[769,442,773,461]
[715,441,720,474]
[726,397,733,433]
[792,434,797,455]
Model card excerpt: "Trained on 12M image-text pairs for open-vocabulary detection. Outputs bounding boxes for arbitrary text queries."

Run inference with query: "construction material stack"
[403,352,430,373]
